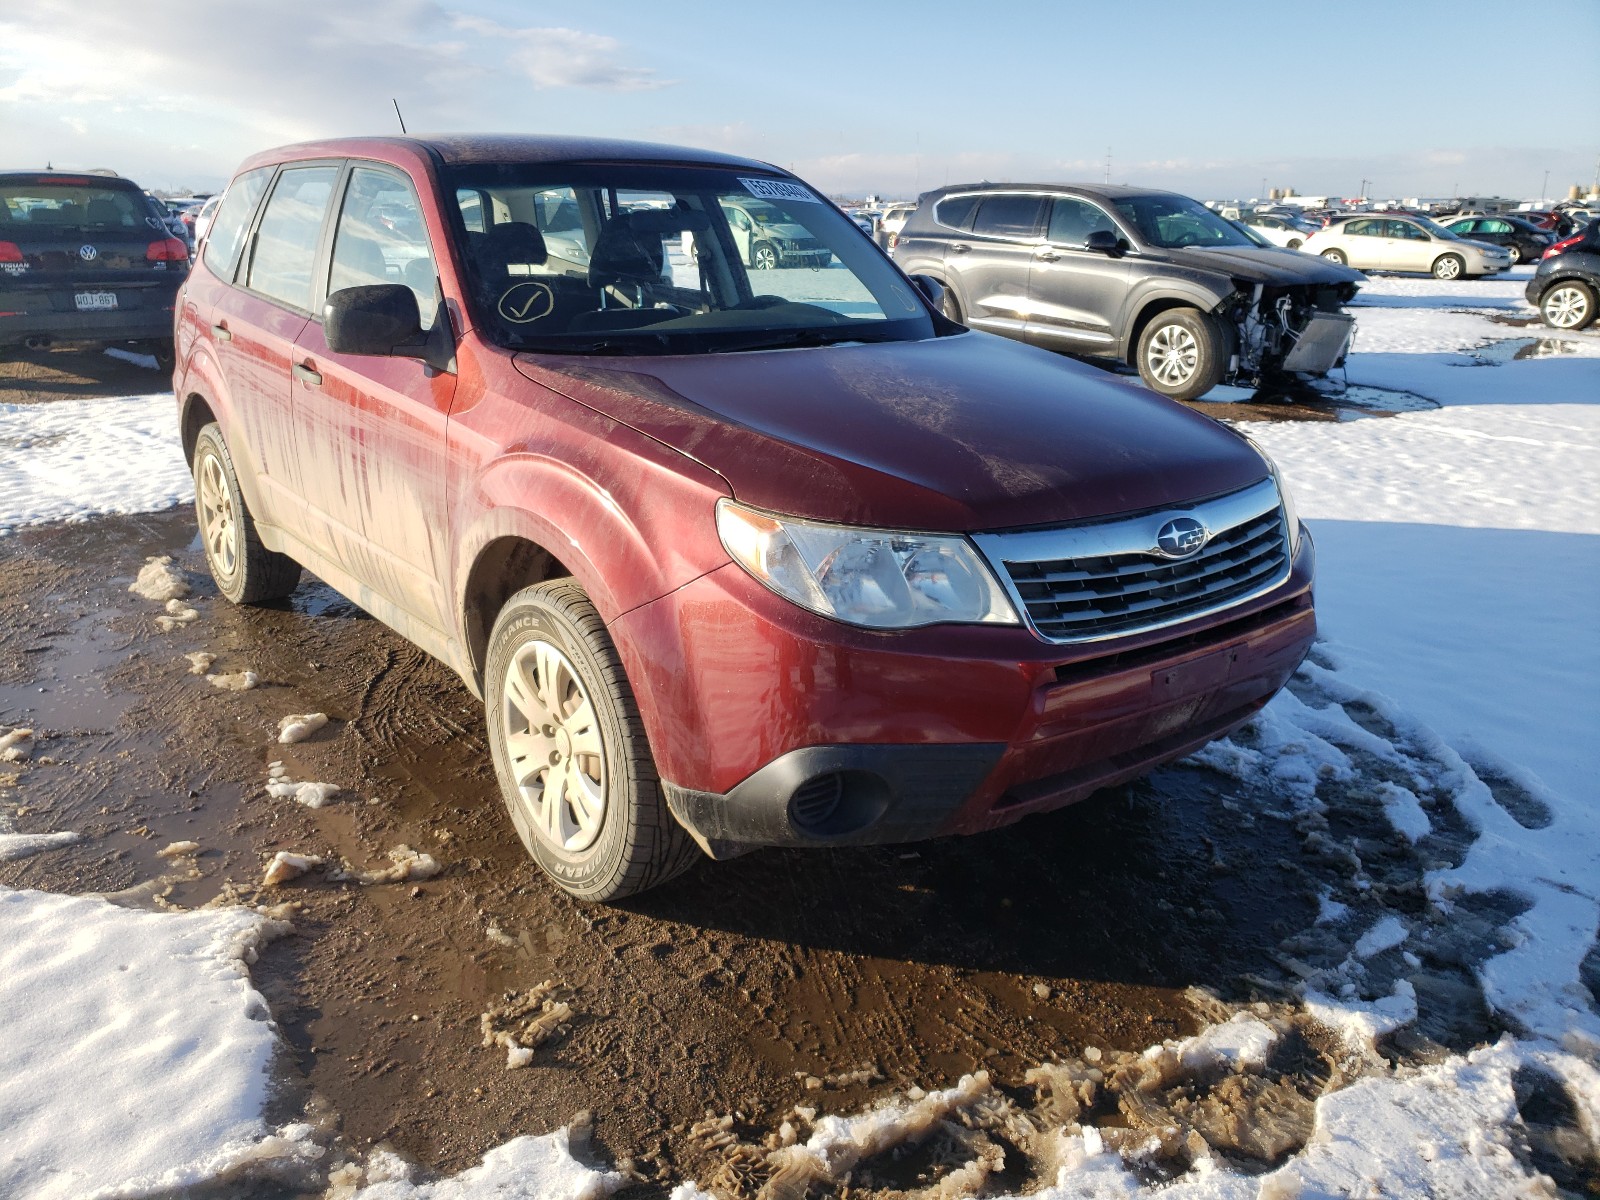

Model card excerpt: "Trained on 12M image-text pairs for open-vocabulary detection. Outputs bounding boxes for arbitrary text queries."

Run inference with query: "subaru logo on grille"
[1156,516,1208,558]
[79,244,98,261]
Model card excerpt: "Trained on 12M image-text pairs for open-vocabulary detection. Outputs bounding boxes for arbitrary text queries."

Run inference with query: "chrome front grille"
[972,479,1291,644]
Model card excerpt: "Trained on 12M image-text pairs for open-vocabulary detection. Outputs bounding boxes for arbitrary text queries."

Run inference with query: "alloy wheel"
[501,640,607,853]
[1434,256,1462,280]
[1146,324,1199,386]
[1543,286,1590,329]
[197,451,238,580]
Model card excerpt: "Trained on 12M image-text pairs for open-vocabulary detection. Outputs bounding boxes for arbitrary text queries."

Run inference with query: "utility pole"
[1541,169,1550,203]
[1359,178,1370,202]
[1104,147,1112,185]
[1260,176,1267,199]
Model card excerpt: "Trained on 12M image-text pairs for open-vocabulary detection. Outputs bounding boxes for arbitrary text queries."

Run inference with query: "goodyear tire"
[485,580,698,901]
[192,423,301,604]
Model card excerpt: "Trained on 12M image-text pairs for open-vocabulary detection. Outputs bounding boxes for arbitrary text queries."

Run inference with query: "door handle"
[951,243,971,254]
[1036,249,1061,262]
[210,324,232,342]
[292,362,322,387]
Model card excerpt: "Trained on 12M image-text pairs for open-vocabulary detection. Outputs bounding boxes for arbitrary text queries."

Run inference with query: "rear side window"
[202,167,273,281]
[328,167,438,330]
[245,166,337,312]
[971,194,1045,239]
[933,195,980,231]
[1345,218,1381,237]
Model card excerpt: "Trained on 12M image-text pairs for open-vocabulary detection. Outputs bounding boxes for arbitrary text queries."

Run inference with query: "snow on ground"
[0,395,191,535]
[0,888,314,1199]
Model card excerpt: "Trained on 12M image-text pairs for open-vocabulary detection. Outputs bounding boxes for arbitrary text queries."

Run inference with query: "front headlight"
[716,499,1019,630]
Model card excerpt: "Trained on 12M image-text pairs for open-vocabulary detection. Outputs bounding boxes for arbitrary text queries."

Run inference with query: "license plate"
[74,291,117,311]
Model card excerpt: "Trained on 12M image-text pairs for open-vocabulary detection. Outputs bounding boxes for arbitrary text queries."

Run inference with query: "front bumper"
[614,529,1317,858]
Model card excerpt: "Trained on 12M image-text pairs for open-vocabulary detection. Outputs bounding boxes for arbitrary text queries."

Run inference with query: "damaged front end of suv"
[1225,278,1362,387]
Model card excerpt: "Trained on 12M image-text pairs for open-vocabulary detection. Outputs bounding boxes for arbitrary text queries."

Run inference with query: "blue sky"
[3,0,1596,202]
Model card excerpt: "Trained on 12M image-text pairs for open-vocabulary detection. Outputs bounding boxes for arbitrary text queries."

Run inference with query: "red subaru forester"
[174,135,1315,900]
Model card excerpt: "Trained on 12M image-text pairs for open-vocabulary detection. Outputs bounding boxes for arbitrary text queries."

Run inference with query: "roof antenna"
[392,99,408,134]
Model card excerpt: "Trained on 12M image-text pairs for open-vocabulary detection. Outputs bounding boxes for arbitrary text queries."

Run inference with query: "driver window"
[1047,197,1115,247]
[328,167,437,330]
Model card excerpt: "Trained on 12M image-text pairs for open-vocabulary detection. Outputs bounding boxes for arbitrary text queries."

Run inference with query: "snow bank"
[0,888,312,1198]
[329,1128,618,1199]
[0,395,190,534]
[0,829,79,862]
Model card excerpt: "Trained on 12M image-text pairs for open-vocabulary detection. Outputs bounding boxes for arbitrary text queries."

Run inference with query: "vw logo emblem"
[1155,516,1208,558]
[79,244,98,261]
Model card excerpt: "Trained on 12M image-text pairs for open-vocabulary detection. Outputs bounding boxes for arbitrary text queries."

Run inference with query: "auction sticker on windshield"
[739,177,819,204]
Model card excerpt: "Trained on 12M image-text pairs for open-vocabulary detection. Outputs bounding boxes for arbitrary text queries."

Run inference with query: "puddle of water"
[0,609,137,730]
[1188,381,1438,424]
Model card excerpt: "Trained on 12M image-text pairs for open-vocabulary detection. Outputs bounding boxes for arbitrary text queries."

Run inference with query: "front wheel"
[1433,254,1465,280]
[192,423,301,604]
[751,242,779,270]
[1541,281,1595,330]
[940,287,964,324]
[1320,248,1346,265]
[1507,245,1523,264]
[1288,238,1303,250]
[1136,309,1229,402]
[485,580,698,901]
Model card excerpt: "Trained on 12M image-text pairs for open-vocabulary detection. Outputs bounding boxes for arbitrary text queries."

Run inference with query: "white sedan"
[1241,212,1317,250]
[1301,215,1511,280]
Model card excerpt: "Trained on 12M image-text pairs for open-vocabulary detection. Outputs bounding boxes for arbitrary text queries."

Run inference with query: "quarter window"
[971,194,1045,239]
[203,167,274,281]
[245,166,337,312]
[328,167,438,330]
[934,195,980,231]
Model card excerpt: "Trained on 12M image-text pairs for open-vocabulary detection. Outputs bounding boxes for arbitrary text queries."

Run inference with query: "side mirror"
[325,284,454,374]
[908,273,947,311]
[326,285,422,356]
[1085,230,1128,257]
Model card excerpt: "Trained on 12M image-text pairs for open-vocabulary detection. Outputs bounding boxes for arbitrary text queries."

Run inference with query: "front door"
[291,163,458,634]
[1025,195,1131,355]
[1386,220,1434,272]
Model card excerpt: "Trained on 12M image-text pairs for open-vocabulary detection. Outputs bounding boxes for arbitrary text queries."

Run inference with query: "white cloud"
[452,17,673,91]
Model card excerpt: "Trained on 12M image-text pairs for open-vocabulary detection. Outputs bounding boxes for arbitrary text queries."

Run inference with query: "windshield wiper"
[706,328,895,354]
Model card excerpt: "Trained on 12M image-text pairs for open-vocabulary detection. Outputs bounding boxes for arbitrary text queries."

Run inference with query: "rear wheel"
[192,423,301,604]
[1136,309,1229,402]
[1320,248,1346,265]
[1540,281,1595,330]
[1433,254,1465,280]
[485,580,698,901]
[1288,238,1303,250]
[1507,244,1523,264]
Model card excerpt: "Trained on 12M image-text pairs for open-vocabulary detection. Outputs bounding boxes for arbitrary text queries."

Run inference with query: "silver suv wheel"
[197,450,239,582]
[502,639,606,853]
[1542,284,1591,329]
[1145,323,1199,387]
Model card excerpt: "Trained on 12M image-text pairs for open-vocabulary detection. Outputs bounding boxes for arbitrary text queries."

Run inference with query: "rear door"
[1025,195,1131,354]
[213,163,340,533]
[290,163,458,633]
[948,193,1046,339]
[0,173,186,338]
[1339,218,1388,269]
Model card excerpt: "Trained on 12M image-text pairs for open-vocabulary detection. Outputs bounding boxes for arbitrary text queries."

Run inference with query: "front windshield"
[1111,194,1255,249]
[442,163,932,355]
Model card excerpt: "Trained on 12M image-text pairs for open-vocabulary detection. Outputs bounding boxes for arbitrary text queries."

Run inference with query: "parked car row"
[1300,214,1514,279]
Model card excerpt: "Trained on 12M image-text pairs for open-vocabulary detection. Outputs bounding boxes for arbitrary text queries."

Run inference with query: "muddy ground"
[2,347,1591,1198]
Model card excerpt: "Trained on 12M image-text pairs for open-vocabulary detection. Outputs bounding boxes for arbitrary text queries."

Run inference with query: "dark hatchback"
[1526,219,1599,330]
[0,170,189,359]
[1443,215,1553,265]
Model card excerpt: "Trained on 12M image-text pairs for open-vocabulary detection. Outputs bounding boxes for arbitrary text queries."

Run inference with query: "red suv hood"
[513,332,1267,531]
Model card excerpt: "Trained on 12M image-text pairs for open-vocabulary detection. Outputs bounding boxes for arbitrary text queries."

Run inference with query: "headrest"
[588,214,666,290]
[477,221,547,271]
[87,198,124,225]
